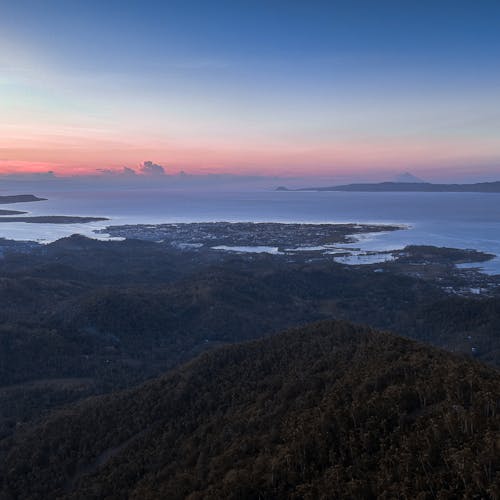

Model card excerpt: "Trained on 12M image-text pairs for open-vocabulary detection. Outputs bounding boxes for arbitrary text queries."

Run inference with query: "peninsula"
[279,181,500,193]
[96,221,403,247]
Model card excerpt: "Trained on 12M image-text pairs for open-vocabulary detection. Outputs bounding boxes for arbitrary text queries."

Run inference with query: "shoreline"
[0,191,497,276]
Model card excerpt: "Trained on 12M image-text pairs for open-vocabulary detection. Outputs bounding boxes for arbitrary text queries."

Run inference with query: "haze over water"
[3,189,500,274]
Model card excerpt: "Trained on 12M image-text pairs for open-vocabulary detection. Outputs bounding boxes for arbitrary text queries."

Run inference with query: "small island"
[0,209,28,216]
[0,216,108,224]
[0,194,108,223]
[0,194,47,204]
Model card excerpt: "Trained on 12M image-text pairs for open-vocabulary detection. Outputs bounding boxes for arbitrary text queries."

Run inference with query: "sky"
[1,0,500,182]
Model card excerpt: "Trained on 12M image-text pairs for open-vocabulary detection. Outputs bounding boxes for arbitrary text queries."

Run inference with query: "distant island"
[0,194,46,204]
[0,194,108,223]
[277,181,500,193]
[0,216,108,224]
[0,209,27,216]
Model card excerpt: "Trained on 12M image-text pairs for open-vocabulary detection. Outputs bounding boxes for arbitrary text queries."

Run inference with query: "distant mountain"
[2,320,500,499]
[290,181,500,192]
[393,172,425,183]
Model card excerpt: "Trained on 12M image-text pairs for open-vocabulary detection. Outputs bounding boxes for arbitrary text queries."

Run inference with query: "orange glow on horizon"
[1,134,499,178]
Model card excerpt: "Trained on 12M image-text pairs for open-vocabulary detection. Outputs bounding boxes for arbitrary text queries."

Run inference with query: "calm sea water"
[2,189,500,274]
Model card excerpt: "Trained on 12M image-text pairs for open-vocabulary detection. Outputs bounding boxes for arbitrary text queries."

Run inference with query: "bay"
[1,189,499,274]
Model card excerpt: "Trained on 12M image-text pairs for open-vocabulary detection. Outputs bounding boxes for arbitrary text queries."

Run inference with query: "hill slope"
[2,320,500,499]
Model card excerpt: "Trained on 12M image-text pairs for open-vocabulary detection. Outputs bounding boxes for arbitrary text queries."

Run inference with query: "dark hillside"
[2,321,500,499]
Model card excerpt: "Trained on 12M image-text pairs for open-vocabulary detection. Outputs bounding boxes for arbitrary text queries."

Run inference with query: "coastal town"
[96,221,403,248]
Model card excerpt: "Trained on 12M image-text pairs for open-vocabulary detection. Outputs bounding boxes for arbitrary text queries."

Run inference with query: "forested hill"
[289,181,500,192]
[2,320,500,499]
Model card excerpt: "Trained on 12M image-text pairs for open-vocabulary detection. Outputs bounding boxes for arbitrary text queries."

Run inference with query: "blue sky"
[1,0,499,180]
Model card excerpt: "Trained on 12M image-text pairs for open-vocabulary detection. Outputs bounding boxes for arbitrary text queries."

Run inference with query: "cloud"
[139,161,166,176]
[97,166,137,177]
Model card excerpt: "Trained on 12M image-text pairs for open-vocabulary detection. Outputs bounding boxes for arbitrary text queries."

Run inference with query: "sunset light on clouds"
[1,0,500,181]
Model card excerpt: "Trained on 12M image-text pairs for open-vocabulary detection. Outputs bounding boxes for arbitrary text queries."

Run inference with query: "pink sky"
[2,1,500,183]
[1,135,499,180]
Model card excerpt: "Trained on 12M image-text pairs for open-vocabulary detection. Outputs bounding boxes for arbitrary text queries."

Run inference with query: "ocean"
[2,189,500,274]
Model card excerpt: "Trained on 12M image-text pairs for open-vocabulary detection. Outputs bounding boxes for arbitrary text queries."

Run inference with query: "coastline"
[0,190,498,275]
